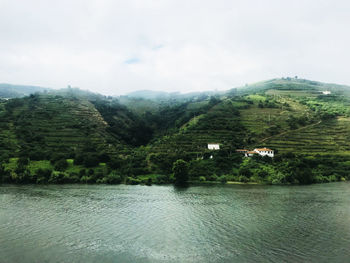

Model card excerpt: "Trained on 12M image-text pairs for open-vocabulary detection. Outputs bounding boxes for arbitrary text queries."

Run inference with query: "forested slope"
[1,78,350,185]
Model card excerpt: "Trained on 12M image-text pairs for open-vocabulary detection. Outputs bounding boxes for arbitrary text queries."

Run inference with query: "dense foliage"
[1,78,350,185]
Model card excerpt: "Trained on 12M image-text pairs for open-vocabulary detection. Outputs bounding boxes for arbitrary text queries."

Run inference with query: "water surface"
[1,183,350,262]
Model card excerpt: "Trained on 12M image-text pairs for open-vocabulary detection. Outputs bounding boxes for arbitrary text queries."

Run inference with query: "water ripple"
[1,183,350,262]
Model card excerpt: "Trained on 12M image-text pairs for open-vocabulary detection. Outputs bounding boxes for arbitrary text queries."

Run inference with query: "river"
[0,183,350,262]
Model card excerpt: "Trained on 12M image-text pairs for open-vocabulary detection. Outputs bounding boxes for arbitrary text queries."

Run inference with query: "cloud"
[0,0,350,95]
[124,57,141,64]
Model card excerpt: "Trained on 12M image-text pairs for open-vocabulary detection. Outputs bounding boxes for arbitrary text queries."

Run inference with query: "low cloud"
[0,0,349,95]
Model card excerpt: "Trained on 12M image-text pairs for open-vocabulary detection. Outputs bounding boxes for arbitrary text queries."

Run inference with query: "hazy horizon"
[1,0,350,95]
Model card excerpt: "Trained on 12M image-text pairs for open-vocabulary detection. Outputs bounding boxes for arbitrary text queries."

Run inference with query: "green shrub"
[54,159,68,171]
[145,178,152,186]
[173,159,189,185]
[79,169,86,178]
[218,175,227,183]
[106,172,122,184]
[80,176,94,184]
[207,174,218,181]
[126,177,141,185]
[199,176,206,182]
[238,175,249,183]
[84,154,99,168]
[18,157,29,166]
[35,168,53,183]
[49,172,65,183]
[154,174,171,184]
[64,173,80,183]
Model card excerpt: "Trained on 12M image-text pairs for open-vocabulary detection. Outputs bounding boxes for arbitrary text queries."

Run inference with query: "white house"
[208,143,220,150]
[322,91,331,95]
[254,148,274,157]
[245,151,258,157]
[242,147,274,157]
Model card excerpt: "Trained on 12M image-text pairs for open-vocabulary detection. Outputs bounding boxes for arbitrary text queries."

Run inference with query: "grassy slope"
[2,78,350,162]
[0,94,125,158]
[150,98,246,153]
[242,78,350,156]
[238,78,349,94]
[265,117,350,155]
[0,101,20,155]
[150,78,350,158]
[239,95,313,139]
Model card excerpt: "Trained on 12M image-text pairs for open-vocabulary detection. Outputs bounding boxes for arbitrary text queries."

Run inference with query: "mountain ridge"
[1,77,350,185]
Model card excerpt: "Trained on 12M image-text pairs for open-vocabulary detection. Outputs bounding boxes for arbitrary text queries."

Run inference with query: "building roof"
[208,143,220,145]
[255,148,273,152]
[236,149,248,152]
[247,151,257,154]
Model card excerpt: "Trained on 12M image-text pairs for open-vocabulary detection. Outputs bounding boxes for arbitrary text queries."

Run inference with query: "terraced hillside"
[150,99,246,154]
[0,102,18,156]
[0,94,125,159]
[2,78,350,185]
[237,78,350,96]
[239,78,350,156]
[238,95,315,141]
[265,117,350,156]
[149,93,320,155]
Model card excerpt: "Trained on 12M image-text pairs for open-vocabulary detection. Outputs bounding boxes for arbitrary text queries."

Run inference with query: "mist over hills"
[1,77,350,185]
[0,84,52,98]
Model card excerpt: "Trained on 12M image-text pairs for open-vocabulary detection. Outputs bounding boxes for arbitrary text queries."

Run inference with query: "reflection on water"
[1,183,350,263]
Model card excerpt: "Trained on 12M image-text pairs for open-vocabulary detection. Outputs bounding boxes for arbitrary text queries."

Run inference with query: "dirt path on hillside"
[259,120,322,144]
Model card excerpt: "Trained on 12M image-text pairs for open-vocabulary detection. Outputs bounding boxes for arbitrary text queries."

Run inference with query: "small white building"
[242,148,274,157]
[208,143,220,150]
[254,148,274,157]
[245,151,258,157]
[322,91,331,95]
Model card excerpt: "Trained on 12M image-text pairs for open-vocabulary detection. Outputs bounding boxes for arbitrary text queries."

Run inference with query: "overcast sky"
[0,0,349,95]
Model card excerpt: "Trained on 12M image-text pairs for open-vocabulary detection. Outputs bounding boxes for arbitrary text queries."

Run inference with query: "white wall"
[254,149,274,157]
[208,144,220,150]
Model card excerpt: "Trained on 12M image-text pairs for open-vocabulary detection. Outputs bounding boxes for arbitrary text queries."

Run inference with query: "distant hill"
[126,90,173,100]
[0,90,156,161]
[1,78,350,185]
[0,84,52,98]
[148,77,350,156]
[232,78,350,96]
[125,89,225,101]
[2,78,350,157]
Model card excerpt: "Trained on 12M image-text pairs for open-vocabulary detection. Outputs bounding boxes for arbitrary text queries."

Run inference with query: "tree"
[238,166,252,178]
[83,154,99,168]
[173,159,189,185]
[35,168,53,183]
[54,159,68,171]
[98,152,110,162]
[106,172,122,184]
[188,159,213,178]
[18,157,29,166]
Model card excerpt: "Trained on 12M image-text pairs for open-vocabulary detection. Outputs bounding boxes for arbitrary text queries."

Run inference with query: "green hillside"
[1,78,350,185]
[150,98,246,153]
[236,77,350,96]
[242,78,350,155]
[142,78,350,184]
[0,94,122,160]
[265,117,350,155]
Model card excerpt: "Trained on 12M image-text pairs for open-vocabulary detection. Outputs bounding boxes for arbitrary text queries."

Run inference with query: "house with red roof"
[253,148,274,157]
[239,147,274,157]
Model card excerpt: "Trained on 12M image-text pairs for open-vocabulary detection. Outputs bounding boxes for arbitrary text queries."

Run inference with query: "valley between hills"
[1,78,350,185]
